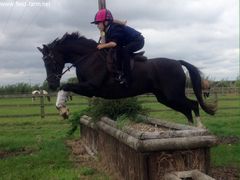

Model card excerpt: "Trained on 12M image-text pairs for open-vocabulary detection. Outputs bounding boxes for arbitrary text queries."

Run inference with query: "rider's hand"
[97,44,105,50]
[97,42,117,50]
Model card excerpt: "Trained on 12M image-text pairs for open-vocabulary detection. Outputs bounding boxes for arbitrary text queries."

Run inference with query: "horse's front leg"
[56,83,96,119]
[56,90,70,119]
[61,82,96,96]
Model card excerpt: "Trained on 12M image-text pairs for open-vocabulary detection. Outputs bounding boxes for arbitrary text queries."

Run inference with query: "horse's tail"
[179,60,217,115]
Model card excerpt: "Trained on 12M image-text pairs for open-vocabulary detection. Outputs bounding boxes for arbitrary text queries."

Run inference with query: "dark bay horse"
[38,32,216,127]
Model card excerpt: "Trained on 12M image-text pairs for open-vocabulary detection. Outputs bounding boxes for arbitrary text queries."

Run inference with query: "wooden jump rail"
[164,169,215,180]
[80,115,217,180]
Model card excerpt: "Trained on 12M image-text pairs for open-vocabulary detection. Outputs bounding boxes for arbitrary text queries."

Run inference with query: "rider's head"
[91,9,113,30]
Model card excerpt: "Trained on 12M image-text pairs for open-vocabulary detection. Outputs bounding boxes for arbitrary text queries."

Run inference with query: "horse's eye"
[49,53,54,58]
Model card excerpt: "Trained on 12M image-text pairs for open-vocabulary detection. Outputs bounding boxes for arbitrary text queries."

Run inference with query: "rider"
[91,9,144,85]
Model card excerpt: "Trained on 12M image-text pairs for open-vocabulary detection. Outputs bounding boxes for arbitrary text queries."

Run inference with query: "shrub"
[68,97,149,135]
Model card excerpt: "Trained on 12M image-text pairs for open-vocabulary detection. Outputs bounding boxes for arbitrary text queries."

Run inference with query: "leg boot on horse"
[56,90,70,119]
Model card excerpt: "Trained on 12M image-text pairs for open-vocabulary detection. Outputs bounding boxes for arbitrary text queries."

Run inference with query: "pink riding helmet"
[91,9,113,24]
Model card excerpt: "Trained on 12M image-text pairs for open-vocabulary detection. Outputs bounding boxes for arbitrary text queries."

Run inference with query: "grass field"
[0,116,109,179]
[0,94,239,179]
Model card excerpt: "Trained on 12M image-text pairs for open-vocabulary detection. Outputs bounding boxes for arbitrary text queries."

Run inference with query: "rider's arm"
[97,41,117,49]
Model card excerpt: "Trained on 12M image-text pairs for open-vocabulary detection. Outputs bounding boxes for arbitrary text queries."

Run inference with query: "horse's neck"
[66,50,99,66]
[59,42,94,57]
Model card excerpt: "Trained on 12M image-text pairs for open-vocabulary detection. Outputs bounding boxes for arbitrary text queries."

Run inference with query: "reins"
[57,50,107,80]
[45,53,92,81]
[59,65,74,78]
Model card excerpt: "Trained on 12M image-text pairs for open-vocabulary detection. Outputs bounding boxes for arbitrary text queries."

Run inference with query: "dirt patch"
[217,136,240,145]
[0,147,35,159]
[211,166,240,180]
[65,139,120,179]
[65,139,93,164]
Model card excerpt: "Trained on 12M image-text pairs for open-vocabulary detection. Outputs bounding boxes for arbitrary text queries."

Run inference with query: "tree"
[235,75,240,88]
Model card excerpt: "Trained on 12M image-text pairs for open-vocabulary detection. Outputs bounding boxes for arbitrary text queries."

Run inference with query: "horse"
[32,90,51,102]
[202,79,211,98]
[38,32,217,127]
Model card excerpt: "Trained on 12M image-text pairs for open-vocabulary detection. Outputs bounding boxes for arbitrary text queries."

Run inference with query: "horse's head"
[202,79,211,98]
[38,44,64,90]
[38,32,98,90]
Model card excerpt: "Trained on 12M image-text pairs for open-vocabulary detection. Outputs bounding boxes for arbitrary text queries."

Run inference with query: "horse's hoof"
[58,107,69,119]
[196,122,206,129]
[197,124,206,129]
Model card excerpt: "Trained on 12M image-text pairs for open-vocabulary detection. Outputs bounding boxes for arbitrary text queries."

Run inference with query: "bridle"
[44,53,93,81]
[45,65,74,81]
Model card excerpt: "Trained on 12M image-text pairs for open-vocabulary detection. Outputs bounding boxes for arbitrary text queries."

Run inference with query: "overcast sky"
[0,0,239,86]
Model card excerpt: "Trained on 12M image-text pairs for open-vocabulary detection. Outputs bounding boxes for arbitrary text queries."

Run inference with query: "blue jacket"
[105,23,142,46]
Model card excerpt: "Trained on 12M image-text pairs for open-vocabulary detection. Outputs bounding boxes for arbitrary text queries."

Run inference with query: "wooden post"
[98,0,106,9]
[98,0,106,43]
[40,89,45,118]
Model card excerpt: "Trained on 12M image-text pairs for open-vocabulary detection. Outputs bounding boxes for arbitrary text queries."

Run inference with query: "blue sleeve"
[108,25,124,44]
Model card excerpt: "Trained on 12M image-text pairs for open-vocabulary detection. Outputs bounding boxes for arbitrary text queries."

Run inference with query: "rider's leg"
[120,38,144,84]
[115,47,124,81]
[120,48,131,85]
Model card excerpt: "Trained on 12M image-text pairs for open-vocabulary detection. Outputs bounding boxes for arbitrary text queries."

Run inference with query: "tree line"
[0,82,49,95]
[0,77,78,95]
[0,77,239,95]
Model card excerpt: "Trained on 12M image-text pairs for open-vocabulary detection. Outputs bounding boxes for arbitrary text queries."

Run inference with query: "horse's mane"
[47,32,97,51]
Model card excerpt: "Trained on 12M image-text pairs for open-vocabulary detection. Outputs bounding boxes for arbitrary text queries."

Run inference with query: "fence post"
[98,0,106,43]
[98,0,106,9]
[40,89,45,118]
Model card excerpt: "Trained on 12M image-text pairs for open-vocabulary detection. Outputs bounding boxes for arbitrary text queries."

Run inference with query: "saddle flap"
[132,51,147,62]
[133,51,145,56]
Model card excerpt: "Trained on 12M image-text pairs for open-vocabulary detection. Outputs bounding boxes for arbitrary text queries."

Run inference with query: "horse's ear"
[37,47,43,53]
[43,44,50,53]
[43,44,48,49]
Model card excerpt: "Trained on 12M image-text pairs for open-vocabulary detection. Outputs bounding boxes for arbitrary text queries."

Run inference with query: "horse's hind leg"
[154,94,204,127]
[195,117,204,128]
[182,98,205,128]
[154,94,194,125]
[188,99,205,128]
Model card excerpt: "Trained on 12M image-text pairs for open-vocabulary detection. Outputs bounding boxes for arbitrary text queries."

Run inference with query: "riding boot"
[115,47,124,82]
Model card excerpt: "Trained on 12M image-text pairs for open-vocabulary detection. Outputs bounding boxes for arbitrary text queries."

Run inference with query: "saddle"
[106,48,147,74]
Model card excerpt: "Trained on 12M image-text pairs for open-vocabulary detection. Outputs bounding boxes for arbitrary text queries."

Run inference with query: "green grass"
[147,95,240,169]
[0,96,88,116]
[0,94,239,179]
[212,144,240,167]
[0,116,108,179]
